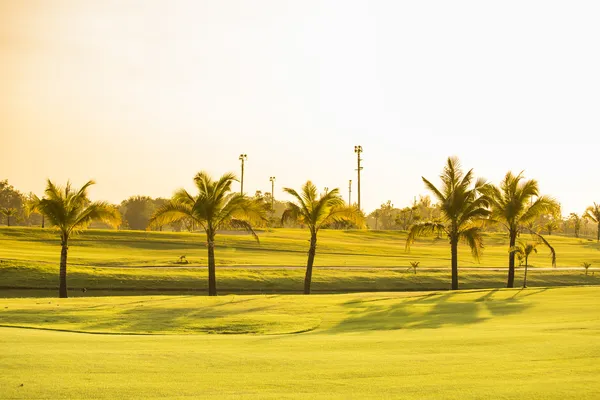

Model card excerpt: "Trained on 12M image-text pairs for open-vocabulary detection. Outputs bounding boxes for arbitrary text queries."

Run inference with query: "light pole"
[239,154,247,194]
[348,179,352,206]
[269,176,276,211]
[354,145,363,210]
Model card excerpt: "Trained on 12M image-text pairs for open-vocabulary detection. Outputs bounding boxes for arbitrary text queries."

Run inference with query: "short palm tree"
[1,207,18,226]
[569,213,582,238]
[481,171,557,288]
[30,180,121,298]
[583,203,600,242]
[150,172,266,296]
[406,157,490,290]
[511,234,556,288]
[281,181,364,294]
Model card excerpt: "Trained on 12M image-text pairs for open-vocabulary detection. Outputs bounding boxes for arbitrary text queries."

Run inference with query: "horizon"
[2,1,599,215]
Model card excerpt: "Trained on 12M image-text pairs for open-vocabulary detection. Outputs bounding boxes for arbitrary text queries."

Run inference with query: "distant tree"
[150,172,266,296]
[282,181,364,294]
[406,157,490,290]
[24,192,44,227]
[0,180,24,225]
[481,171,557,288]
[29,180,121,298]
[583,203,600,242]
[544,219,559,236]
[120,196,156,230]
[569,213,582,238]
[371,209,380,230]
[0,207,18,226]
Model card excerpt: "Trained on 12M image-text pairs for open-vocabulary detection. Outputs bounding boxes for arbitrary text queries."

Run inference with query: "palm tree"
[281,181,364,294]
[584,203,600,242]
[481,171,557,288]
[510,234,556,288]
[1,207,18,226]
[569,213,582,238]
[406,157,490,290]
[150,172,266,296]
[29,180,120,298]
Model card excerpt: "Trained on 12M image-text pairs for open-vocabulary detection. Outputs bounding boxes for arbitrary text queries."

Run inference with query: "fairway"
[3,227,600,268]
[1,286,599,399]
[1,227,599,294]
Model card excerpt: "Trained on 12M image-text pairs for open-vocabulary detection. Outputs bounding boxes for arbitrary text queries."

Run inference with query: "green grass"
[1,227,599,294]
[2,226,600,268]
[1,286,599,398]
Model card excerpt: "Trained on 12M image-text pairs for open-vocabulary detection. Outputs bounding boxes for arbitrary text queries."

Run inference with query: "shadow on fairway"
[0,295,320,335]
[329,289,534,332]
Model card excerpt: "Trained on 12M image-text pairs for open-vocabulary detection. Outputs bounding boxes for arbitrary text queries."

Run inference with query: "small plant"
[582,262,592,276]
[177,255,189,264]
[409,261,420,274]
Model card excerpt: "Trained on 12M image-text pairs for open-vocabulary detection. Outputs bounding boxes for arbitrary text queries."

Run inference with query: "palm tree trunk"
[59,237,69,298]
[304,233,317,294]
[7,215,10,227]
[523,257,529,288]
[41,215,45,228]
[450,236,458,290]
[507,231,517,288]
[597,222,599,243]
[207,235,217,296]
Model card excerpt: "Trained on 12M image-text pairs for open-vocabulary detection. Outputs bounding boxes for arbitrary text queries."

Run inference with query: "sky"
[1,0,599,215]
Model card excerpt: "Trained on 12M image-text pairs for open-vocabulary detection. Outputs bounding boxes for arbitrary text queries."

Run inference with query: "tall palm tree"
[481,171,557,288]
[150,172,266,296]
[30,180,121,298]
[584,203,600,242]
[406,157,490,290]
[511,234,556,288]
[281,181,364,294]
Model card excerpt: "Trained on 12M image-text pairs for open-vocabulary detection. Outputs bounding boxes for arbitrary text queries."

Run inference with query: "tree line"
[4,157,600,298]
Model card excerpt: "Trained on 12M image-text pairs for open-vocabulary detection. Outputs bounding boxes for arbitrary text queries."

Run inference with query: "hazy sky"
[2,1,599,215]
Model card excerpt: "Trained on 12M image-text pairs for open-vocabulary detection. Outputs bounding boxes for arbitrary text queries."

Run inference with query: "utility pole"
[348,179,352,206]
[354,145,363,210]
[239,154,247,194]
[269,176,276,211]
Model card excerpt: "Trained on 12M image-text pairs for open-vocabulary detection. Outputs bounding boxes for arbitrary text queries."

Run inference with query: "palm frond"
[229,218,260,242]
[458,225,485,260]
[406,221,447,251]
[318,205,365,229]
[520,196,558,224]
[422,177,445,204]
[281,203,302,225]
[527,228,556,267]
[71,201,121,232]
[149,200,195,228]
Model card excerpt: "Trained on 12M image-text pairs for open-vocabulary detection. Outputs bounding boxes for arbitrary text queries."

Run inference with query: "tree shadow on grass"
[329,289,534,333]
[0,297,314,335]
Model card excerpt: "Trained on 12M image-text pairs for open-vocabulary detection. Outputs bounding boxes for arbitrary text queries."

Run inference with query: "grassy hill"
[1,286,599,398]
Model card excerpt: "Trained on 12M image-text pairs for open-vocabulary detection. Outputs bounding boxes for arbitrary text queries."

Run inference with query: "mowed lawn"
[1,286,599,399]
[2,226,600,268]
[2,227,599,293]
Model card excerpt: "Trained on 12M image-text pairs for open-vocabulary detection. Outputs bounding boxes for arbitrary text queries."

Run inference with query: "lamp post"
[269,176,276,211]
[239,154,247,194]
[348,179,352,206]
[354,145,363,210]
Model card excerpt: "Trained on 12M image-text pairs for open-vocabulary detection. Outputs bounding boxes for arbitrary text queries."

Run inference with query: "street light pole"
[269,176,276,211]
[354,145,363,210]
[348,179,352,206]
[239,154,247,194]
